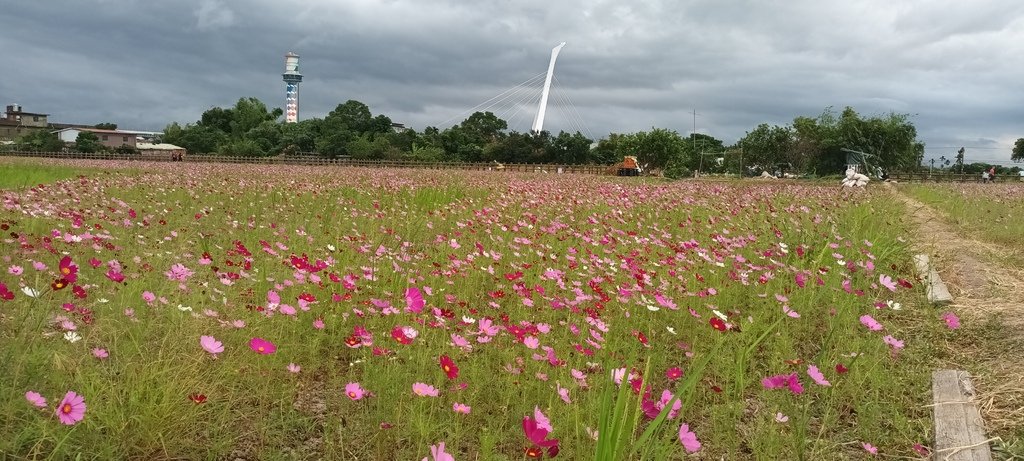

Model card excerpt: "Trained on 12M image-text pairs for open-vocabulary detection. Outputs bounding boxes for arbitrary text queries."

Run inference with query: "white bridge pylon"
[531,42,566,134]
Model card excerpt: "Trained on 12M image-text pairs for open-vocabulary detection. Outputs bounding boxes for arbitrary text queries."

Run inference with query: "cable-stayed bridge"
[436,43,593,139]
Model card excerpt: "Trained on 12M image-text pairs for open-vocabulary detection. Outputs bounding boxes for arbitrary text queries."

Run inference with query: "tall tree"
[74,131,103,153]
[16,130,65,152]
[1013,138,1024,162]
[737,124,794,172]
[621,128,688,170]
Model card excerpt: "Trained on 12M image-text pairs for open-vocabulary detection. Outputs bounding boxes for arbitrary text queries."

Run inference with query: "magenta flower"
[200,335,224,356]
[249,337,277,354]
[412,382,440,397]
[941,312,961,330]
[55,391,86,425]
[883,335,905,351]
[665,366,683,381]
[534,407,553,432]
[345,382,366,400]
[452,402,471,414]
[406,286,425,314]
[862,442,878,455]
[762,373,804,394]
[678,422,702,453]
[25,391,47,408]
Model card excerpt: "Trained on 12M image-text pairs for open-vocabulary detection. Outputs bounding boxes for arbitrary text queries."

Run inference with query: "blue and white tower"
[283,52,303,123]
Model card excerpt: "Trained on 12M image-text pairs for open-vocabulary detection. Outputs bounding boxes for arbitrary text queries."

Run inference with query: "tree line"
[7,96,1021,175]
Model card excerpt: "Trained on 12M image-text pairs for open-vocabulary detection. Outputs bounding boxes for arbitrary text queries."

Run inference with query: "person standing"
[988,166,997,183]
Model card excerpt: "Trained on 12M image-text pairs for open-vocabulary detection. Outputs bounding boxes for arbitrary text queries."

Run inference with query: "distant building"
[137,142,185,159]
[0,104,50,140]
[391,122,411,133]
[54,128,137,149]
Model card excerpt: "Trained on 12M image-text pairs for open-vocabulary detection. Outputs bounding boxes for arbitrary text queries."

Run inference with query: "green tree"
[621,128,688,170]
[15,130,65,152]
[163,123,226,154]
[546,131,593,164]
[590,133,628,165]
[1013,138,1024,162]
[94,122,117,130]
[75,131,104,153]
[325,100,374,133]
[218,139,266,157]
[278,118,321,154]
[737,124,794,172]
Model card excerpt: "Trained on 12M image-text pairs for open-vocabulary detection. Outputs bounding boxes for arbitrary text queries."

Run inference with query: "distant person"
[988,166,996,182]
[1019,170,1024,182]
[982,170,990,183]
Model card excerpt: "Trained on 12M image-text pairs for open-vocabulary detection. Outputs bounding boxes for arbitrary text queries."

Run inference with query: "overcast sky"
[2,0,1022,164]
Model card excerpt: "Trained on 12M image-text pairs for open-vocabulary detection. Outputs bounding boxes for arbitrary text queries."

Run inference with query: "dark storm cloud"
[2,0,1022,163]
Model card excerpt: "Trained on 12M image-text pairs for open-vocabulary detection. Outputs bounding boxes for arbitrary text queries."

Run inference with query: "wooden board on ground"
[913,254,954,305]
[932,369,992,461]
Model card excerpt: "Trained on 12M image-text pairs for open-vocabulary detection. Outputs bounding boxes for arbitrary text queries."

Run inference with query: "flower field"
[0,161,954,460]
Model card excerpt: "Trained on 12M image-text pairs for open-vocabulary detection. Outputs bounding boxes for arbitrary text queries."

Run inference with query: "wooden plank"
[932,370,992,461]
[912,254,954,305]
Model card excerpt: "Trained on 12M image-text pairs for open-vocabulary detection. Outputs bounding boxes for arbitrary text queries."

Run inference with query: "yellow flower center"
[62,404,72,414]
[258,346,265,352]
[61,267,70,275]
[348,392,357,398]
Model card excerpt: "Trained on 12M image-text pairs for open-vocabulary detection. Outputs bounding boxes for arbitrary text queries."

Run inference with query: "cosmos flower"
[25,391,47,408]
[249,337,277,354]
[678,423,701,453]
[345,382,366,400]
[439,355,459,380]
[452,402,471,414]
[55,391,86,425]
[412,382,440,397]
[200,336,224,356]
[940,312,961,330]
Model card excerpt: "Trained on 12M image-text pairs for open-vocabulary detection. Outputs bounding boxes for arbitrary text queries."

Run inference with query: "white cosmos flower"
[327,244,336,252]
[887,300,902,311]
[21,286,40,298]
[666,326,677,335]
[63,331,82,343]
[177,304,193,312]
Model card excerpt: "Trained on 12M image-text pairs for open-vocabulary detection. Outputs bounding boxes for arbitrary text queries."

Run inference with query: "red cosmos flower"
[344,336,361,348]
[58,256,78,283]
[390,325,417,345]
[665,367,683,381]
[0,282,14,301]
[709,317,728,332]
[505,271,524,281]
[51,278,70,291]
[897,278,914,289]
[835,363,849,374]
[72,285,87,299]
[439,355,459,380]
[188,393,207,404]
[633,330,650,347]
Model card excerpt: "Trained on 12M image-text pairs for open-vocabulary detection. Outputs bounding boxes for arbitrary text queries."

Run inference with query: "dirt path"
[890,184,1024,449]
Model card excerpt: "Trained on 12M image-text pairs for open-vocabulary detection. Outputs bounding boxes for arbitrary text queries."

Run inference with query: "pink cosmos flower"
[413,382,440,397]
[453,402,471,414]
[200,335,224,356]
[883,335,904,351]
[862,442,878,455]
[32,261,47,271]
[523,336,540,349]
[287,363,301,373]
[313,318,325,330]
[25,391,47,408]
[421,442,455,461]
[534,407,553,432]
[55,391,86,425]
[142,291,156,304]
[859,314,883,331]
[8,265,23,275]
[879,274,897,292]
[345,382,366,400]
[556,384,571,404]
[775,412,789,423]
[941,312,961,330]
[165,263,194,282]
[249,337,277,354]
[91,348,109,359]
[807,365,831,386]
[678,423,701,453]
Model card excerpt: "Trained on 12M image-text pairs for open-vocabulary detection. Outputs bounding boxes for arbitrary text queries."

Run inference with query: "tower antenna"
[283,52,303,123]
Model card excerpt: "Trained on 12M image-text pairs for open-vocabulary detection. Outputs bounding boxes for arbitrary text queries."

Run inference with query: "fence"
[0,151,609,175]
[888,171,1023,183]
